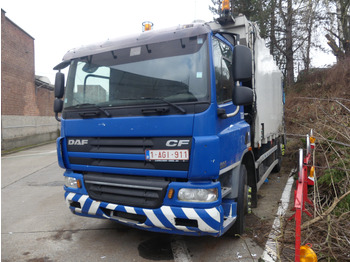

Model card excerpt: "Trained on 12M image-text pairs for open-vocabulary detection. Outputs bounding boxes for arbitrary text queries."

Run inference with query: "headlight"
[65,177,81,189]
[178,188,218,202]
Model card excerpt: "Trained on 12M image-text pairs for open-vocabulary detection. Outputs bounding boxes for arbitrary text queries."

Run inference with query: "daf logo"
[165,140,190,147]
[68,139,88,146]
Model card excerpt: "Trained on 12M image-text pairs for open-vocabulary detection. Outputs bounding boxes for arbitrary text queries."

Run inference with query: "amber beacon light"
[142,21,153,32]
[221,0,230,11]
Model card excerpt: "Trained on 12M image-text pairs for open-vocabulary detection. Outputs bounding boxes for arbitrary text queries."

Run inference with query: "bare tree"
[300,0,319,72]
[325,0,350,59]
[209,0,334,84]
[294,0,329,73]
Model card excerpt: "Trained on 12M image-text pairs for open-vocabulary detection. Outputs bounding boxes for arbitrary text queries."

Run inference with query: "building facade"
[1,9,59,151]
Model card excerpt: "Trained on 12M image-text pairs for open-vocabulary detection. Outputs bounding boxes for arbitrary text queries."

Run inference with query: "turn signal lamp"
[65,177,82,189]
[221,0,230,11]
[168,188,175,199]
[142,21,153,32]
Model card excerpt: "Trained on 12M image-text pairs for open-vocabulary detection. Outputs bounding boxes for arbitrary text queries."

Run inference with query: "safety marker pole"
[295,149,304,261]
[288,130,317,262]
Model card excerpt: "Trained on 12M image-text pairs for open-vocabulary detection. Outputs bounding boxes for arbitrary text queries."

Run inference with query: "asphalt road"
[1,143,291,262]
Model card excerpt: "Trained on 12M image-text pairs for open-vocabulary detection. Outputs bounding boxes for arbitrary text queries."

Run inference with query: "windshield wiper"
[67,103,111,117]
[141,97,186,114]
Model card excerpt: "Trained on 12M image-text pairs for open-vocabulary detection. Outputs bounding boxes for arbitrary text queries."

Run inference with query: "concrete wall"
[1,116,60,151]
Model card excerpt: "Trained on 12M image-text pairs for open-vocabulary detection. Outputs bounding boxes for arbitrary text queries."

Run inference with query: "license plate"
[145,149,189,161]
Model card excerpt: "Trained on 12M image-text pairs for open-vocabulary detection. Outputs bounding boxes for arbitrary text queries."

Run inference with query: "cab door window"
[212,37,234,104]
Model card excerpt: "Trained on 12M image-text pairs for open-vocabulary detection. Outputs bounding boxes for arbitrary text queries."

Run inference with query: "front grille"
[67,137,154,154]
[67,137,192,171]
[84,173,170,208]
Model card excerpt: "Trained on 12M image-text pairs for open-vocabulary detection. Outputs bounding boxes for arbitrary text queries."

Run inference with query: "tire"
[227,164,248,236]
[272,140,282,173]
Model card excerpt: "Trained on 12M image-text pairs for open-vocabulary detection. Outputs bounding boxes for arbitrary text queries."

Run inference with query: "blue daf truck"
[53,13,285,237]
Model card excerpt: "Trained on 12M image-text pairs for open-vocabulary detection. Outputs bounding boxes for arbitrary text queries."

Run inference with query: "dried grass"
[281,58,350,261]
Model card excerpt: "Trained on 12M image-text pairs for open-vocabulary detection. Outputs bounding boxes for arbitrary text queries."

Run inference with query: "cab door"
[212,35,249,173]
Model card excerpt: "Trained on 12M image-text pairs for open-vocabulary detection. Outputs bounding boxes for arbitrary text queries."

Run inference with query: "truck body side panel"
[253,37,284,147]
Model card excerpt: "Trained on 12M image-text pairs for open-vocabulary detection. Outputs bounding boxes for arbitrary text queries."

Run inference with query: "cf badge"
[165,140,190,147]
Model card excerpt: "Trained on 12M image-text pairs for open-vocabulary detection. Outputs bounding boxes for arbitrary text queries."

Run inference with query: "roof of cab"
[61,23,212,63]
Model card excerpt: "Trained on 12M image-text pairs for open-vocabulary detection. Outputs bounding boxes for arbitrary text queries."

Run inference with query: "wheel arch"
[221,149,257,205]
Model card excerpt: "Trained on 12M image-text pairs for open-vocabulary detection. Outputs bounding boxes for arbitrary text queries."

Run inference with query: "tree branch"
[301,190,350,230]
[326,34,345,58]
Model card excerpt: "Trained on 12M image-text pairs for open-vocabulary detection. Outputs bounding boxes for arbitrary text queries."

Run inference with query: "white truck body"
[209,15,284,148]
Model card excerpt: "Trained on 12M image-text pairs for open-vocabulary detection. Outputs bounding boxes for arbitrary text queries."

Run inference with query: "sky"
[1,0,214,83]
[1,0,335,84]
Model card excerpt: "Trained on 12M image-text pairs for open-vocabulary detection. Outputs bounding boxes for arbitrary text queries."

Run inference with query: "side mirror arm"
[55,112,61,122]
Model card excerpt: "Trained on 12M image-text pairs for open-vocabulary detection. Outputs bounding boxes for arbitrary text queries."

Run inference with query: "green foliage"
[336,194,350,214]
[318,169,345,186]
[233,0,271,38]
[318,169,349,215]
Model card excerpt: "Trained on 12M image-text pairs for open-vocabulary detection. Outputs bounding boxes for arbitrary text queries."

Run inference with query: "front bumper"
[65,192,229,237]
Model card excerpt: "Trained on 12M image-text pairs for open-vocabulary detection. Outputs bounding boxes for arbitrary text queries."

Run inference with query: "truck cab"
[54,16,284,237]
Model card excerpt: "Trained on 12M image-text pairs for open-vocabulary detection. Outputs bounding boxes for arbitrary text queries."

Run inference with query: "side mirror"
[54,98,64,113]
[55,72,65,99]
[232,85,253,106]
[54,98,64,122]
[232,45,252,82]
[54,72,65,122]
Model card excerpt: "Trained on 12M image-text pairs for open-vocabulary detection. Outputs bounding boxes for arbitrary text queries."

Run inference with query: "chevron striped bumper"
[65,192,229,236]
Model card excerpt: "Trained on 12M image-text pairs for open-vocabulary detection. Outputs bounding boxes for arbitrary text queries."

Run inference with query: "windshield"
[64,34,209,109]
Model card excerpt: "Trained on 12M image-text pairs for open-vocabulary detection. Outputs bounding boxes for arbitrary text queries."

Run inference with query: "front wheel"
[272,140,283,173]
[227,164,249,236]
